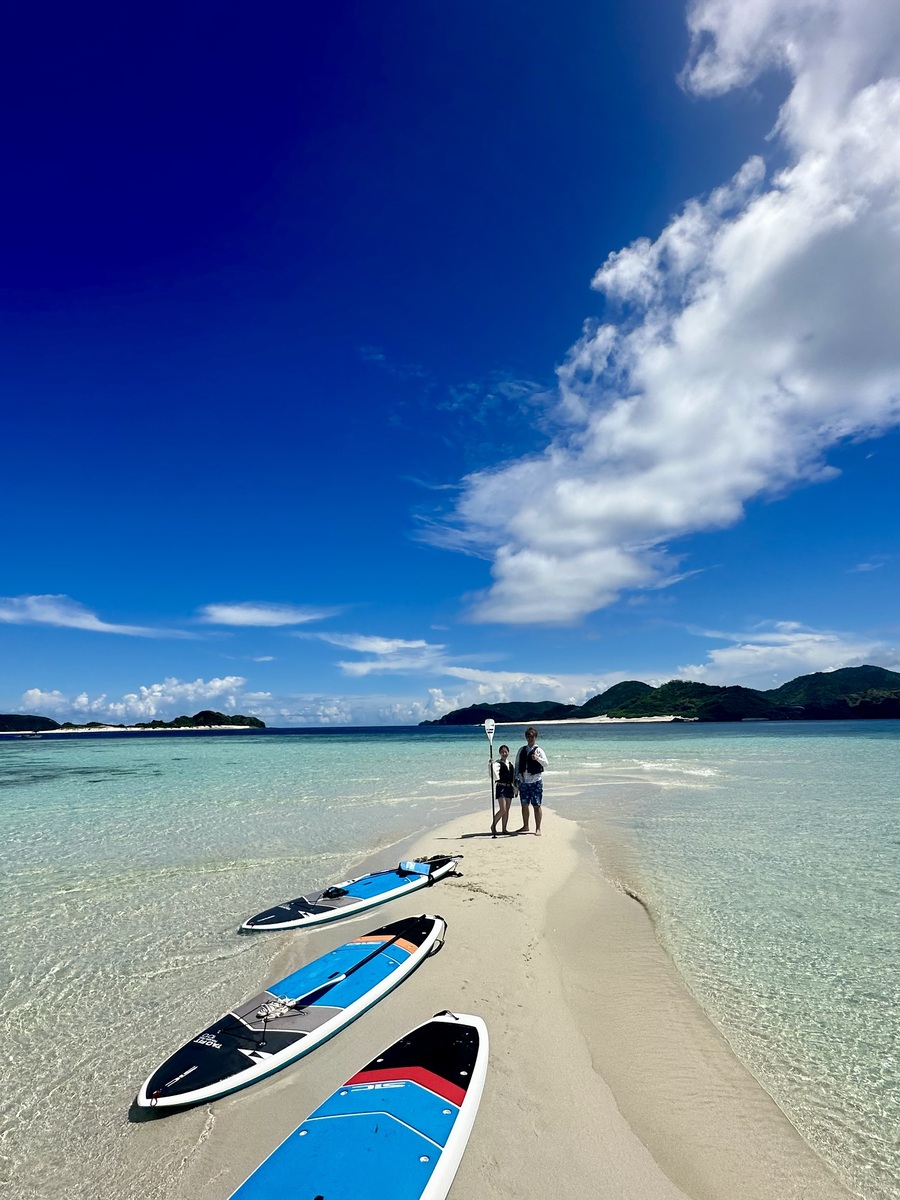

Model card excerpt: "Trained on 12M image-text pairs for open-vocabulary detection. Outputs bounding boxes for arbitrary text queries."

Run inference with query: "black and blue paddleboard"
[241,855,460,932]
[228,1011,488,1200]
[136,915,447,1109]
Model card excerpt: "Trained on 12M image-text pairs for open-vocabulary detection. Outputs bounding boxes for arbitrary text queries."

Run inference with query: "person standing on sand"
[514,726,548,835]
[491,744,516,835]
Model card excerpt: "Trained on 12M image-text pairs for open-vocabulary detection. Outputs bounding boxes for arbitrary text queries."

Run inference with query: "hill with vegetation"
[0,714,61,733]
[577,680,653,716]
[764,665,900,706]
[139,710,266,729]
[422,666,900,725]
[423,700,579,726]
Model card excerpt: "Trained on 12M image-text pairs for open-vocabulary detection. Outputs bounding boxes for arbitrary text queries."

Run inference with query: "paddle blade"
[483,718,495,743]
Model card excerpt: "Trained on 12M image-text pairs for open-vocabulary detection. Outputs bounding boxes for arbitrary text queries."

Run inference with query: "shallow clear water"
[549,720,900,1200]
[0,729,488,1199]
[2,722,898,1199]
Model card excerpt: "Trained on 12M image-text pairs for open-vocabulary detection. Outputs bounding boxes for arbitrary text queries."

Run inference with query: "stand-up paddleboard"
[228,1010,488,1200]
[136,914,446,1109]
[241,855,461,932]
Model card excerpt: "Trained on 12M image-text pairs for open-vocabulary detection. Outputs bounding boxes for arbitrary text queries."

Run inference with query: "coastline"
[0,724,259,737]
[461,715,684,726]
[122,808,852,1200]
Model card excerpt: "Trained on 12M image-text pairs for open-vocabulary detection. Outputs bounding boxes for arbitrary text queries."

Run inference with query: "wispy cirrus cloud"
[314,633,436,655]
[309,629,617,698]
[361,344,553,474]
[848,558,888,573]
[0,595,188,637]
[310,632,448,677]
[435,0,900,624]
[198,602,338,627]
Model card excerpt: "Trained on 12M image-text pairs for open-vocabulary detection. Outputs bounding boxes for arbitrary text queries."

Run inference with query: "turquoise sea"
[1,722,898,1200]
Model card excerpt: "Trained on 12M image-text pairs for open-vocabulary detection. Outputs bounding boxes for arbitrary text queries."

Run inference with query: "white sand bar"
[487,714,684,725]
[130,810,852,1200]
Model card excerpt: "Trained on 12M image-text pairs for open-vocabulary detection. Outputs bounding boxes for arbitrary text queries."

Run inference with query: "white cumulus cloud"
[678,620,900,687]
[441,0,900,624]
[440,666,611,703]
[19,688,73,715]
[19,676,252,723]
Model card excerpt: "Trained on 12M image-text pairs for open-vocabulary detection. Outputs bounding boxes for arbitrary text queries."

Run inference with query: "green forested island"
[421,666,900,725]
[0,710,265,733]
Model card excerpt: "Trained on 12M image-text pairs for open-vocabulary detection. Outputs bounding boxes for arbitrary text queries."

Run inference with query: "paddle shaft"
[276,919,421,1011]
[484,720,496,838]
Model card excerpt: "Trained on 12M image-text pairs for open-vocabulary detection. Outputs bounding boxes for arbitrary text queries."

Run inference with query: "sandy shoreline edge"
[124,808,853,1200]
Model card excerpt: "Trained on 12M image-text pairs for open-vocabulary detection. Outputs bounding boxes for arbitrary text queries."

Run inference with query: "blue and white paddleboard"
[228,1010,488,1200]
[241,855,461,932]
[136,915,446,1109]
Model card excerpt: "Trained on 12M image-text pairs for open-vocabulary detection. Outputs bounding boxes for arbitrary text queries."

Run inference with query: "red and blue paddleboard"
[228,1010,488,1200]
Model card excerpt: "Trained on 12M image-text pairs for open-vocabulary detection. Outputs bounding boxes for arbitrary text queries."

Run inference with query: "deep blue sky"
[3,0,898,723]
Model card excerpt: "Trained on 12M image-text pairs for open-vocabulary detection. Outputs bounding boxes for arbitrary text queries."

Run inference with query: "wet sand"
[123,809,853,1200]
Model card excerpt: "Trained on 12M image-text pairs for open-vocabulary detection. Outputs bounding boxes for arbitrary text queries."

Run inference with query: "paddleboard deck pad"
[229,1010,488,1200]
[241,855,461,932]
[136,914,446,1109]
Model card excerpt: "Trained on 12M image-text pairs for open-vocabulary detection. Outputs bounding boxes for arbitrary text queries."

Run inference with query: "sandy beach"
[482,715,684,726]
[121,808,853,1200]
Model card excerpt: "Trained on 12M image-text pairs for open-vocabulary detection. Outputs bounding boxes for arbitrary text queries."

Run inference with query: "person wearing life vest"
[491,744,516,835]
[514,726,548,835]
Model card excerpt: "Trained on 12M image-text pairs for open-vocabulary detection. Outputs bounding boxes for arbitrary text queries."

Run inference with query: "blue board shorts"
[518,778,543,807]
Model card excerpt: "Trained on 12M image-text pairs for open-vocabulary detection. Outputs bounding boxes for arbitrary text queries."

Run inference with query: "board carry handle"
[427,925,448,956]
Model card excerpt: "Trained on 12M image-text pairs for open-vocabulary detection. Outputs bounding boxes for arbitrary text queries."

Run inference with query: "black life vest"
[517,746,543,775]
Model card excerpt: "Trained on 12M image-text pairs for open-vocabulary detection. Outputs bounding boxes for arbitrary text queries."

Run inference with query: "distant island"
[0,709,266,734]
[421,666,900,725]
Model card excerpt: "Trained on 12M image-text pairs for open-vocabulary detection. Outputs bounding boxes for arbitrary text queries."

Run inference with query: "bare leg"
[534,805,543,835]
[516,801,530,833]
[492,796,506,833]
